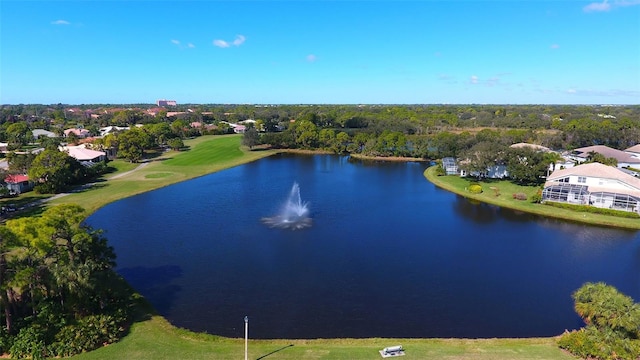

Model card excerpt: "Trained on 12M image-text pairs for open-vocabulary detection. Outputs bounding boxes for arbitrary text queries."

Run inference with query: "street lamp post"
[244,316,249,360]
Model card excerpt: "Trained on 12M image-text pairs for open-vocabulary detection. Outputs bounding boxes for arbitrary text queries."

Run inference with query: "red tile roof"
[5,174,29,183]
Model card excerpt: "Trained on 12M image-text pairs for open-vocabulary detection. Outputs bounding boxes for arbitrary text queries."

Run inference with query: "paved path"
[43,162,150,202]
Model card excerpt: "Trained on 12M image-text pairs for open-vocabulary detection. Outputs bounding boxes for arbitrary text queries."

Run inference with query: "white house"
[61,145,107,163]
[542,162,640,213]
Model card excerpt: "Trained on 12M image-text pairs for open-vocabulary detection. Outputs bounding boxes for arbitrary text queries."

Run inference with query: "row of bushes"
[5,310,129,359]
[542,201,640,218]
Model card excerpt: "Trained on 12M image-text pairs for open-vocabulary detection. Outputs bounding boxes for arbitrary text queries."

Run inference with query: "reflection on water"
[87,155,640,339]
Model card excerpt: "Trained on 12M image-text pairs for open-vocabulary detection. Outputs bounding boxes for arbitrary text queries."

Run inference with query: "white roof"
[67,147,106,161]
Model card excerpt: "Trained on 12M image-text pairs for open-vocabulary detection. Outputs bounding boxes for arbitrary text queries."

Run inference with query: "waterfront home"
[569,145,640,169]
[542,162,640,213]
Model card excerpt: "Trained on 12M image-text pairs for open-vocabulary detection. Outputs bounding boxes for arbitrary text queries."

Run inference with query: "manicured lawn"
[73,315,574,360]
[48,135,276,214]
[424,166,640,230]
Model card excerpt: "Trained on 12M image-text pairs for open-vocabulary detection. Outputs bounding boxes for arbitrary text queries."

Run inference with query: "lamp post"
[244,316,249,360]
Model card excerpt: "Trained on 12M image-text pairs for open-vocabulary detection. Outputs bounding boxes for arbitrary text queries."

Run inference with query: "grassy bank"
[48,135,276,213]
[424,166,640,230]
[35,138,575,359]
[73,314,574,360]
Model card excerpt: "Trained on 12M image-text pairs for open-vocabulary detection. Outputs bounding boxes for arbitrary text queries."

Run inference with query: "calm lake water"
[86,154,640,339]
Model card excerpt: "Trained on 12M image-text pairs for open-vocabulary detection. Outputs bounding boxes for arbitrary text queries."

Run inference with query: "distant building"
[157,99,177,107]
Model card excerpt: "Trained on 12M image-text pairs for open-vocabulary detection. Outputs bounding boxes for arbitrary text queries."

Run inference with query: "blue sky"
[2,1,639,105]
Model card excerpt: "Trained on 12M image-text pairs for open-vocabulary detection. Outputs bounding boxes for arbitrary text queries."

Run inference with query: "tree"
[28,149,75,193]
[167,138,184,151]
[5,122,30,148]
[242,127,260,149]
[505,147,548,185]
[116,128,152,163]
[559,282,640,360]
[459,142,508,179]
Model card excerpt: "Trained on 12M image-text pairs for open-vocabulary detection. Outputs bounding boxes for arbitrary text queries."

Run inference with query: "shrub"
[10,326,50,360]
[530,189,542,203]
[543,201,640,218]
[559,326,640,360]
[468,183,482,194]
[51,314,125,357]
[512,193,527,201]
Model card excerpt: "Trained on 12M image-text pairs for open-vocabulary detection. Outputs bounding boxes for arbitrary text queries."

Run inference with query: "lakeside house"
[542,162,640,213]
[569,145,640,169]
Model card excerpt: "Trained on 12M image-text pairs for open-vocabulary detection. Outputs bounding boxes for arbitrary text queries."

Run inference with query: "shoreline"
[47,138,575,359]
[423,165,640,231]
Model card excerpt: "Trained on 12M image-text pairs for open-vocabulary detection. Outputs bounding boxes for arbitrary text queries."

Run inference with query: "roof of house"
[572,145,640,164]
[64,128,90,137]
[5,174,29,184]
[546,162,640,191]
[32,129,57,138]
[625,144,640,154]
[66,147,106,161]
[509,143,551,152]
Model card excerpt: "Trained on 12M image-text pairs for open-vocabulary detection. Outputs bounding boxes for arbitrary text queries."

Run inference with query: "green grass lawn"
[73,315,575,360]
[48,135,276,214]
[36,142,582,359]
[424,166,640,230]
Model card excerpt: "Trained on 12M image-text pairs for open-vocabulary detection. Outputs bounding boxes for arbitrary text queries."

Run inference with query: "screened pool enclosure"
[542,184,640,213]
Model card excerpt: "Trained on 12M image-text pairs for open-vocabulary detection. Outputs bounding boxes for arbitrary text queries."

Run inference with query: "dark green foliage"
[530,189,542,203]
[558,326,640,360]
[543,201,640,218]
[9,325,49,359]
[167,137,185,150]
[0,205,133,358]
[241,127,260,149]
[559,283,640,360]
[51,313,126,357]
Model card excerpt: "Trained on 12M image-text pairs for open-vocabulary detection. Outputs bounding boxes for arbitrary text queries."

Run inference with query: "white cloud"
[584,0,640,12]
[470,75,479,84]
[584,0,611,12]
[187,43,195,48]
[214,34,246,48]
[51,20,70,25]
[232,35,246,46]
[213,39,230,48]
[306,54,317,62]
[550,44,560,49]
[171,39,180,45]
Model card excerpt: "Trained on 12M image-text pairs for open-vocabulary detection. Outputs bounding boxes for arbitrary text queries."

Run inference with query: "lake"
[86,154,640,339]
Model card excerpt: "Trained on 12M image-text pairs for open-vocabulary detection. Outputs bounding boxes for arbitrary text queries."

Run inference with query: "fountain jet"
[262,182,312,230]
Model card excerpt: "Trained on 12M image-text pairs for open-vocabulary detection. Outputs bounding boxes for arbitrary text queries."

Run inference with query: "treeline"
[0,204,134,358]
[1,104,639,150]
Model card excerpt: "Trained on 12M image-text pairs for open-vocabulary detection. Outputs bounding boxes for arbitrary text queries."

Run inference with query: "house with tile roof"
[64,128,91,139]
[4,174,33,195]
[624,144,640,158]
[542,162,640,213]
[569,145,640,168]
